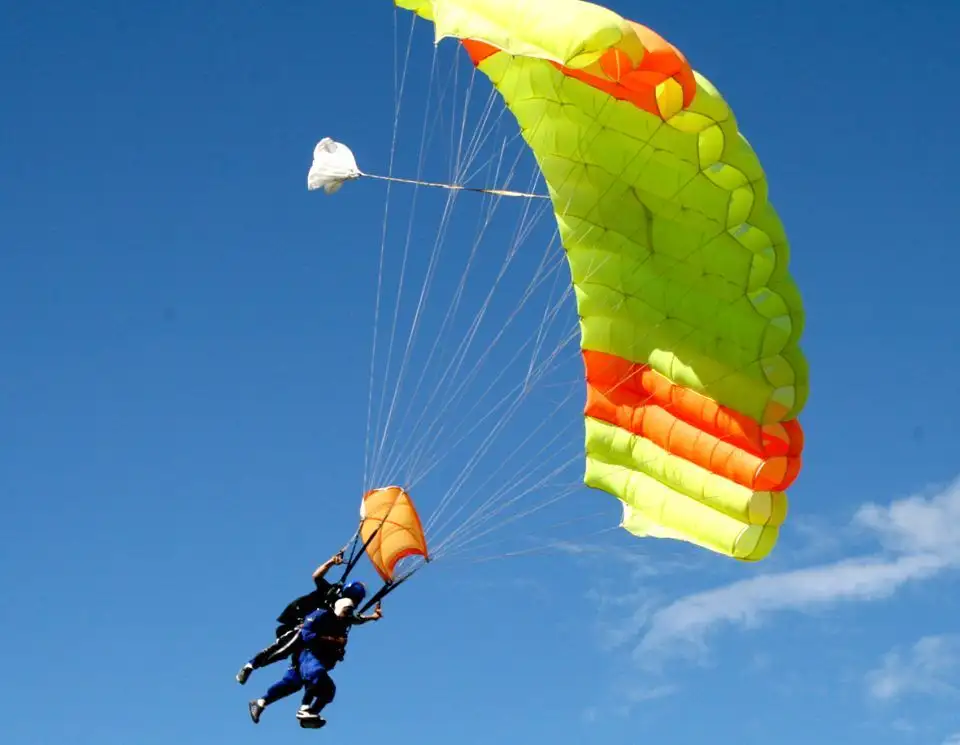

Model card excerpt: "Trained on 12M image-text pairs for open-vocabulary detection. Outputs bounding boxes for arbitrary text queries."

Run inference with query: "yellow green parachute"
[315,0,809,562]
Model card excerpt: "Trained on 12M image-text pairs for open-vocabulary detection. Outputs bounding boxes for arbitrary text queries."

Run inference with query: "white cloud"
[890,718,916,734]
[581,682,679,723]
[623,683,678,702]
[866,634,960,702]
[636,554,948,662]
[581,706,600,723]
[554,538,705,580]
[942,732,960,745]
[624,476,960,663]
[855,480,960,561]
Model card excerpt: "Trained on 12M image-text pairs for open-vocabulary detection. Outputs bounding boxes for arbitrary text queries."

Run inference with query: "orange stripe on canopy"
[360,486,429,583]
[583,349,803,492]
[461,21,695,121]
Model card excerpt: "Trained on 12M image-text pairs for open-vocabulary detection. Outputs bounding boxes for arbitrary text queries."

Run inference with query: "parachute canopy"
[390,0,809,561]
[359,486,429,582]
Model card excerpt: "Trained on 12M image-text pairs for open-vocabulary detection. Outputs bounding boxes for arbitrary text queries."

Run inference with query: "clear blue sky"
[3,1,959,744]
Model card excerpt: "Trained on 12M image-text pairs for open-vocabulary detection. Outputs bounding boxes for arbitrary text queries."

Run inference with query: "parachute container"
[359,486,429,582]
[395,0,810,561]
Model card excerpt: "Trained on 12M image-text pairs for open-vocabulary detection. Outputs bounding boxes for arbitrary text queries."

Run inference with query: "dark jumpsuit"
[247,576,336,670]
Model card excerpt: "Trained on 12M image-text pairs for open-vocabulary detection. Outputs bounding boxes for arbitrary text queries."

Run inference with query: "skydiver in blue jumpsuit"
[247,592,382,728]
[235,552,371,684]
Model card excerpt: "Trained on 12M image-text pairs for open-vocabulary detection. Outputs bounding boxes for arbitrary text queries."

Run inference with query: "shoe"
[249,699,265,724]
[296,709,326,729]
[237,664,253,685]
[298,716,326,729]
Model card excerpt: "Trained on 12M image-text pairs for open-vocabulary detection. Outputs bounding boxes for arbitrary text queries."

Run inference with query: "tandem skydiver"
[235,551,376,685]
[247,593,381,728]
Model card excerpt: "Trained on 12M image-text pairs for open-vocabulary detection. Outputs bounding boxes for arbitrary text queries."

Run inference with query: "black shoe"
[237,664,253,685]
[249,700,265,724]
[296,709,326,729]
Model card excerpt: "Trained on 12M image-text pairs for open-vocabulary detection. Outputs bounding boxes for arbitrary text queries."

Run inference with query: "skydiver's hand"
[331,551,344,565]
[372,603,383,620]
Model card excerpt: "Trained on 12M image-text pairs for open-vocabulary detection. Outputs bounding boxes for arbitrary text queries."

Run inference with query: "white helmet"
[333,597,355,617]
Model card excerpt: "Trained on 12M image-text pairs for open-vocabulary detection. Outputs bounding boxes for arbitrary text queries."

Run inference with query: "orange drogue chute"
[359,486,429,583]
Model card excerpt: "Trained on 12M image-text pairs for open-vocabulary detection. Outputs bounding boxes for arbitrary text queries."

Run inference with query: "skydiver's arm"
[312,552,344,585]
[353,603,383,624]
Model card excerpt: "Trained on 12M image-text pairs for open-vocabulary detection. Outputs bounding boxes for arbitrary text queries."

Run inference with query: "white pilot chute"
[307,137,361,194]
[307,137,547,199]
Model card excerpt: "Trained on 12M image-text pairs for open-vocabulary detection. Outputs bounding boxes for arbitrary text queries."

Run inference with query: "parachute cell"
[360,487,429,582]
[395,0,810,561]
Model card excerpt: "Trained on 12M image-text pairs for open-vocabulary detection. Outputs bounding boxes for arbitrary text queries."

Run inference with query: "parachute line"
[364,8,421,494]
[369,101,555,489]
[369,48,488,489]
[380,207,562,490]
[358,171,549,200]
[354,18,622,560]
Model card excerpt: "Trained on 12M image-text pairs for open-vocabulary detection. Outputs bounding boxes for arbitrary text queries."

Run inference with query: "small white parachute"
[307,138,361,194]
[306,137,546,199]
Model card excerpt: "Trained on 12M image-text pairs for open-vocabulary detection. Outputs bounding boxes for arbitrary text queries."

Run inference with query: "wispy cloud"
[891,718,916,734]
[855,479,960,561]
[619,475,960,664]
[551,537,706,580]
[581,682,678,722]
[623,683,678,702]
[636,554,948,662]
[942,732,960,745]
[866,634,960,701]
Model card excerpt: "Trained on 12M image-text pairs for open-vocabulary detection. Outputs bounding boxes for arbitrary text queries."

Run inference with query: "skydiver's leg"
[294,653,335,728]
[297,692,316,726]
[248,663,304,724]
[237,625,298,684]
[297,670,336,728]
[309,672,336,713]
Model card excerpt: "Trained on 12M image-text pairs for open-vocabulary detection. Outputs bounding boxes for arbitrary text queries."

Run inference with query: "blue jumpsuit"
[260,608,350,713]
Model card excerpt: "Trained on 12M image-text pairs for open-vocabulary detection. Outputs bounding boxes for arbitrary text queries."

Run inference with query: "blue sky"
[3,1,959,744]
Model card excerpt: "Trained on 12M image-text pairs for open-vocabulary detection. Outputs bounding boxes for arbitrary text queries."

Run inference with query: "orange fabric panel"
[583,349,803,491]
[461,22,695,120]
[360,486,429,583]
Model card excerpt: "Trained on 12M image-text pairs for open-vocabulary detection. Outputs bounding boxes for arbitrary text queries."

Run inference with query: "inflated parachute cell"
[396,0,809,561]
[360,487,430,582]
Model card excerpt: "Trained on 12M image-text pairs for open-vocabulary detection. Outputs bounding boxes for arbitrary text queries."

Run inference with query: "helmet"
[334,597,356,617]
[341,581,366,603]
